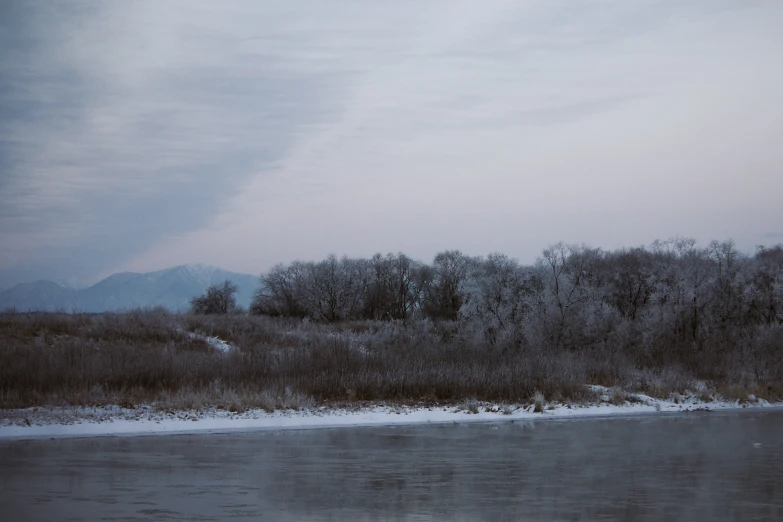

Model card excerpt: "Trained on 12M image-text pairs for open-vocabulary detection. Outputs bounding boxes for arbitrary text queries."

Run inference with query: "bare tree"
[423,250,471,321]
[190,280,239,315]
[604,247,655,321]
[307,255,364,322]
[251,262,309,317]
[363,253,427,322]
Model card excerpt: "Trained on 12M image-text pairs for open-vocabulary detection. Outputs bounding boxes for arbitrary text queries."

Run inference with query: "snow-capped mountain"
[0,265,259,312]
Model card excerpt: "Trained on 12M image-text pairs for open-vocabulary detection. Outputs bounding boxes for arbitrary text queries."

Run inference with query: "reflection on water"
[1,411,782,521]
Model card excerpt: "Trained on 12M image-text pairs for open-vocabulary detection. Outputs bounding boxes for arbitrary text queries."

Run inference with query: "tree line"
[192,239,782,383]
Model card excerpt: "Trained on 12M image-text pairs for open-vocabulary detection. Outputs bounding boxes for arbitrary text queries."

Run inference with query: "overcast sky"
[1,0,782,288]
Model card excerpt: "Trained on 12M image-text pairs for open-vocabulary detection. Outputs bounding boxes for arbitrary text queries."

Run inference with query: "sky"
[1,0,782,288]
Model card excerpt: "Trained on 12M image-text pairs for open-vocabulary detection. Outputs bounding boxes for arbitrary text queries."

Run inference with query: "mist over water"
[1,411,781,521]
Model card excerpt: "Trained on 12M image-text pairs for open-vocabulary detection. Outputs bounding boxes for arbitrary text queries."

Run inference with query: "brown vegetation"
[2,239,782,412]
[0,311,598,409]
[2,310,778,412]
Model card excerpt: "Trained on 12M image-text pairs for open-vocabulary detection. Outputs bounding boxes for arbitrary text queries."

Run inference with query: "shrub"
[532,391,545,413]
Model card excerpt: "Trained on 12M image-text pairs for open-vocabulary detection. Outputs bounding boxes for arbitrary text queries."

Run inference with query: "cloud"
[1,0,782,286]
[0,1,345,283]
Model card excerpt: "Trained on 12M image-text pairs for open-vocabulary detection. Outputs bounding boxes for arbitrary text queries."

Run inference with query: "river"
[1,411,781,521]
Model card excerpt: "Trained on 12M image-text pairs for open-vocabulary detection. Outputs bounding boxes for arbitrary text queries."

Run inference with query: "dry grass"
[609,387,628,406]
[0,312,597,409]
[747,382,783,402]
[501,403,517,415]
[1,311,780,411]
[714,381,783,404]
[717,384,749,402]
[532,391,545,413]
[461,399,480,414]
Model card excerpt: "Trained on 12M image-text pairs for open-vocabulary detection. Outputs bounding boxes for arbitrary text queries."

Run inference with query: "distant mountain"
[0,264,259,313]
[0,280,79,312]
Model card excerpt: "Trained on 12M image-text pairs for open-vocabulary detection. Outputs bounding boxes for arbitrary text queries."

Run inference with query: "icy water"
[1,411,782,521]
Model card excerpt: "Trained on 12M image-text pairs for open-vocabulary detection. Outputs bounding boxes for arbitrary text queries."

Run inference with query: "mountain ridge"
[0,264,258,313]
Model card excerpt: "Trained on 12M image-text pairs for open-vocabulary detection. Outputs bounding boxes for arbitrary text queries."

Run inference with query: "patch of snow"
[186,331,232,352]
[203,336,231,352]
[1,396,781,441]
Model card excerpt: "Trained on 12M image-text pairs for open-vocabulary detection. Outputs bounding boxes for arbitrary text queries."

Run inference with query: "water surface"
[1,411,781,521]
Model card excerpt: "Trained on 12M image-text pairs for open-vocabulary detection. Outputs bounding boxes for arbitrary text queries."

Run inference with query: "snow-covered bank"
[2,392,781,441]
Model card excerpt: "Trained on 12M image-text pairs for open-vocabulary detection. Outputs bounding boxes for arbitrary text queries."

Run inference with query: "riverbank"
[2,388,780,440]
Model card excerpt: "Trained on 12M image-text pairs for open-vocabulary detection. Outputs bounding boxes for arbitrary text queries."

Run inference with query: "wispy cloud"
[1,0,782,286]
[0,1,346,283]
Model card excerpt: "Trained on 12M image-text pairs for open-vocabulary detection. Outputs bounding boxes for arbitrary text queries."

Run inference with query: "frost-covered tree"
[460,253,531,346]
[538,243,603,349]
[745,244,783,326]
